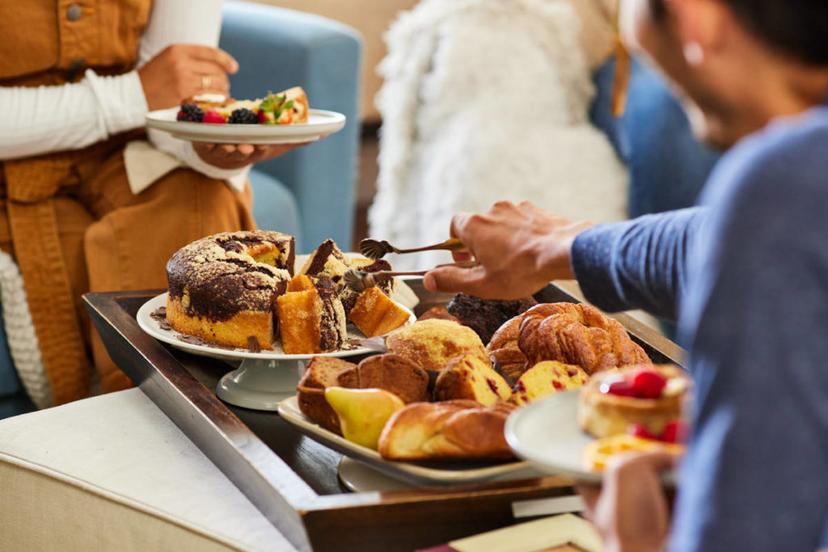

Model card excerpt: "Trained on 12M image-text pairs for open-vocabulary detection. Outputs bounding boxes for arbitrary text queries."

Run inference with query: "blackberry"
[177,103,204,122]
[228,108,259,124]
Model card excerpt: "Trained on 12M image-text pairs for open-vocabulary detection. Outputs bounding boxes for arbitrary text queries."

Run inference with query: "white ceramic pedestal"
[216,359,306,411]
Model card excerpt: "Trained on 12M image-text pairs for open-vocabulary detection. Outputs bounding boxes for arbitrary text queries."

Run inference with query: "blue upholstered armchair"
[223,1,362,251]
[0,1,361,419]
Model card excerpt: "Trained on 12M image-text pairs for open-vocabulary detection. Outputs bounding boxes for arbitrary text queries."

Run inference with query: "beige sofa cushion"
[0,389,293,552]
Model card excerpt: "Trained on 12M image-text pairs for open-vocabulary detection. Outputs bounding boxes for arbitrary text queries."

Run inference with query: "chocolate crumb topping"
[222,240,245,253]
[314,276,347,351]
[151,307,173,330]
[166,230,295,322]
[302,239,344,277]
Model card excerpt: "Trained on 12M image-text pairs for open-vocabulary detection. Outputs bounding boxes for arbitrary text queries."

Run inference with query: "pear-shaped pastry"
[325,387,405,449]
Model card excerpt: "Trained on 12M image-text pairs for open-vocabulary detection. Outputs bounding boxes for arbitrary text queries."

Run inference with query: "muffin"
[385,319,488,374]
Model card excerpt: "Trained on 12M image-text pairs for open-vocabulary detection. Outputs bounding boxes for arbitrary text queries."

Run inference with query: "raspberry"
[628,423,657,440]
[660,420,688,443]
[203,110,227,124]
[228,108,259,124]
[630,369,667,399]
[177,103,204,122]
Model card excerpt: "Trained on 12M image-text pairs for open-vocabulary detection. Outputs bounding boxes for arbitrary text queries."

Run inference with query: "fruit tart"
[177,87,309,125]
[578,364,690,439]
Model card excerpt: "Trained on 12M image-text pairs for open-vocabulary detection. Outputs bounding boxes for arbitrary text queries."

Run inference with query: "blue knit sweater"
[571,106,828,552]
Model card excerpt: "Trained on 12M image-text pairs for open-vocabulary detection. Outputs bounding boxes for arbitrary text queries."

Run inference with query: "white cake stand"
[137,293,409,411]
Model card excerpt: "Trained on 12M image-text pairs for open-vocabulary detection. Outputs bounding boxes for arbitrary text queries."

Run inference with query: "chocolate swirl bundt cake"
[166,232,408,353]
[277,274,347,354]
[165,230,295,350]
[300,239,394,313]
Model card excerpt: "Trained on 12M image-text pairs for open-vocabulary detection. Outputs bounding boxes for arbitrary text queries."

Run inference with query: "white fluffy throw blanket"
[370,0,629,269]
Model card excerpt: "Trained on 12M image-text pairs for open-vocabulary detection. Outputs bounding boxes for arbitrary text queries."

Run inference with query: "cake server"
[359,237,465,260]
[343,261,478,292]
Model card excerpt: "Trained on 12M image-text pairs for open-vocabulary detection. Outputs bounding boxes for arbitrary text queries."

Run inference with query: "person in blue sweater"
[423,0,828,550]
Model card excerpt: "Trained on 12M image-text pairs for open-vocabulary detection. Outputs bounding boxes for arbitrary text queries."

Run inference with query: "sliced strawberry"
[630,369,667,399]
[660,420,688,443]
[203,110,227,124]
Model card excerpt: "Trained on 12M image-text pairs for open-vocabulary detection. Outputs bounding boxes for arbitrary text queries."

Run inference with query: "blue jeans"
[590,58,720,218]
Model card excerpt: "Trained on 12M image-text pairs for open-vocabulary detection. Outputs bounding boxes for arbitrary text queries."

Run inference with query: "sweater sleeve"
[0,70,147,161]
[138,0,249,189]
[569,207,705,320]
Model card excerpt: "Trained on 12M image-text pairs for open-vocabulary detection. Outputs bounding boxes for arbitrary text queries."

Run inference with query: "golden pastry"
[511,361,589,406]
[378,400,516,461]
[518,303,650,374]
[433,354,512,406]
[385,319,488,374]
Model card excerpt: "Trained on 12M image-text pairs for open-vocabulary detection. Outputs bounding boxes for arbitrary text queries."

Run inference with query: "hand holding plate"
[193,142,311,169]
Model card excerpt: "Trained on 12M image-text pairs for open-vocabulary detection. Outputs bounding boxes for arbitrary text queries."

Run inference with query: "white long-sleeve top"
[0,0,248,193]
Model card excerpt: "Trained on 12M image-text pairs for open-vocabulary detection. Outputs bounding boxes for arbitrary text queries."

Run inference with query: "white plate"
[278,396,538,487]
[146,108,346,144]
[505,391,678,485]
[136,292,414,362]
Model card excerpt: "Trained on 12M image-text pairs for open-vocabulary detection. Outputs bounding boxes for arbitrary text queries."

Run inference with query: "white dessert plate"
[278,395,539,487]
[136,292,414,362]
[504,391,679,485]
[146,108,346,144]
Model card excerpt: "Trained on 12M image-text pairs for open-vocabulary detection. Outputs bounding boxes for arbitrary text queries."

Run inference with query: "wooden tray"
[84,280,683,552]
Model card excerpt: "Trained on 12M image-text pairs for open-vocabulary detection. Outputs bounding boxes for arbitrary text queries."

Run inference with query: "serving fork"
[359,237,465,260]
[344,260,478,292]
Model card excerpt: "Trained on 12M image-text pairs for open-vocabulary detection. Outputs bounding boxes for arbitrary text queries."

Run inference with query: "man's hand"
[139,44,239,111]
[578,452,676,552]
[423,201,593,299]
[193,143,308,170]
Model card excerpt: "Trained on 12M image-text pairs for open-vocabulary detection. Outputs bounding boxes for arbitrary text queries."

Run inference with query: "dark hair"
[650,0,828,65]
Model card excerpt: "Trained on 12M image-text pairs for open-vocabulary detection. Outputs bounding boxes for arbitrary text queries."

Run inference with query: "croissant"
[378,400,516,461]
[517,303,650,374]
[486,313,531,382]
